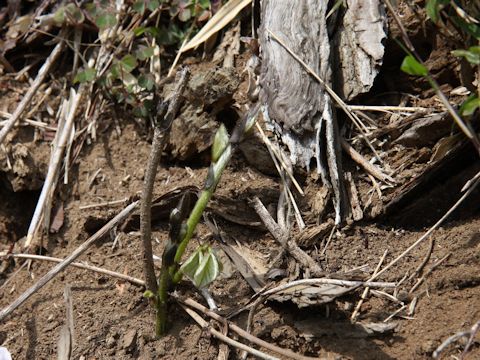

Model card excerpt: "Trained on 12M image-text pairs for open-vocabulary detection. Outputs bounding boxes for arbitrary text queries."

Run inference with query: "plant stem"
[155,105,259,335]
[139,67,189,323]
[140,126,164,293]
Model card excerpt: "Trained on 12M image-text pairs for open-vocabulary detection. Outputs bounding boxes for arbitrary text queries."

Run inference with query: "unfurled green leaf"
[65,3,85,24]
[178,7,192,22]
[138,74,155,90]
[401,55,428,76]
[147,0,160,11]
[211,124,229,162]
[119,54,138,73]
[53,7,66,24]
[133,26,160,37]
[133,0,146,14]
[193,248,220,289]
[452,46,480,65]
[157,23,185,45]
[180,249,204,280]
[460,95,480,117]
[136,46,155,60]
[95,12,117,29]
[198,0,211,10]
[452,17,480,40]
[73,67,96,83]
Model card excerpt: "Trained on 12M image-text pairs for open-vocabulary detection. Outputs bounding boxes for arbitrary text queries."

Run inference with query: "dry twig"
[180,305,279,360]
[251,197,324,277]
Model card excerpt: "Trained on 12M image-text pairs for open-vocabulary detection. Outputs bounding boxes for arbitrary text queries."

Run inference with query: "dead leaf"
[50,202,64,233]
[295,318,397,339]
[270,283,353,308]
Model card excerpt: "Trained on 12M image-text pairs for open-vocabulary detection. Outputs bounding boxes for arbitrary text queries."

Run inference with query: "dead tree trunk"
[259,0,387,224]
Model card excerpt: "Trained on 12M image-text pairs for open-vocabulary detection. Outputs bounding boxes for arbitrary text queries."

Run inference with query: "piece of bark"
[331,0,387,100]
[395,113,452,147]
[259,0,349,224]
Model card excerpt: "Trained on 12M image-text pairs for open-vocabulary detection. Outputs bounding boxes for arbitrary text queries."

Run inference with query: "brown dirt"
[1,2,480,360]
[1,119,479,359]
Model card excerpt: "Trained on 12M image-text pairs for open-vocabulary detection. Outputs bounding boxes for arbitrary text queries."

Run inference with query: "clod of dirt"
[166,66,240,161]
[168,104,217,161]
[185,67,240,108]
[239,133,277,175]
[1,140,49,191]
[121,329,138,353]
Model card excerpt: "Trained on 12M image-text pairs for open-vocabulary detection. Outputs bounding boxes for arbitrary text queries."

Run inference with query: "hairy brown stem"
[140,67,190,293]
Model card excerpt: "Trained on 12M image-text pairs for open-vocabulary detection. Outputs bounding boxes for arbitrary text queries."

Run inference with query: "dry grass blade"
[5,253,145,287]
[341,139,394,183]
[0,37,65,146]
[177,296,320,360]
[25,87,84,249]
[181,0,252,53]
[57,285,74,360]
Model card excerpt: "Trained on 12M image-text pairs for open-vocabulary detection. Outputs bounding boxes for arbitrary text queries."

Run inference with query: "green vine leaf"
[452,46,480,65]
[193,248,220,289]
[73,68,96,84]
[460,95,480,117]
[180,248,204,281]
[426,0,448,23]
[401,55,428,77]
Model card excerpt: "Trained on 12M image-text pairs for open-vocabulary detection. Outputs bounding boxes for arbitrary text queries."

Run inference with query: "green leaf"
[426,0,448,23]
[143,290,155,299]
[193,248,220,289]
[135,46,155,60]
[133,0,146,14]
[65,3,85,24]
[73,68,96,83]
[211,124,229,162]
[460,95,480,117]
[452,17,480,40]
[95,12,117,29]
[157,24,185,45]
[138,74,155,90]
[452,46,480,65]
[133,26,160,37]
[147,0,160,11]
[119,54,138,73]
[178,7,192,22]
[53,7,66,24]
[198,0,211,10]
[180,249,204,280]
[400,55,428,76]
[85,3,99,18]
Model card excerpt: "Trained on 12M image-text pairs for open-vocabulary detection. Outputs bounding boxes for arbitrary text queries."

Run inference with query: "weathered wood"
[259,1,387,224]
[331,0,387,100]
[259,0,348,223]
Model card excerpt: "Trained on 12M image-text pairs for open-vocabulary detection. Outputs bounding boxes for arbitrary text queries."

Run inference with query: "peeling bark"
[259,0,387,224]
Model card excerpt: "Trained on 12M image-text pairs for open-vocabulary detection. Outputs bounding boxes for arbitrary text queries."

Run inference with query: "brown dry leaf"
[270,283,353,308]
[6,14,32,39]
[295,317,397,339]
[181,0,251,53]
[50,202,64,233]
